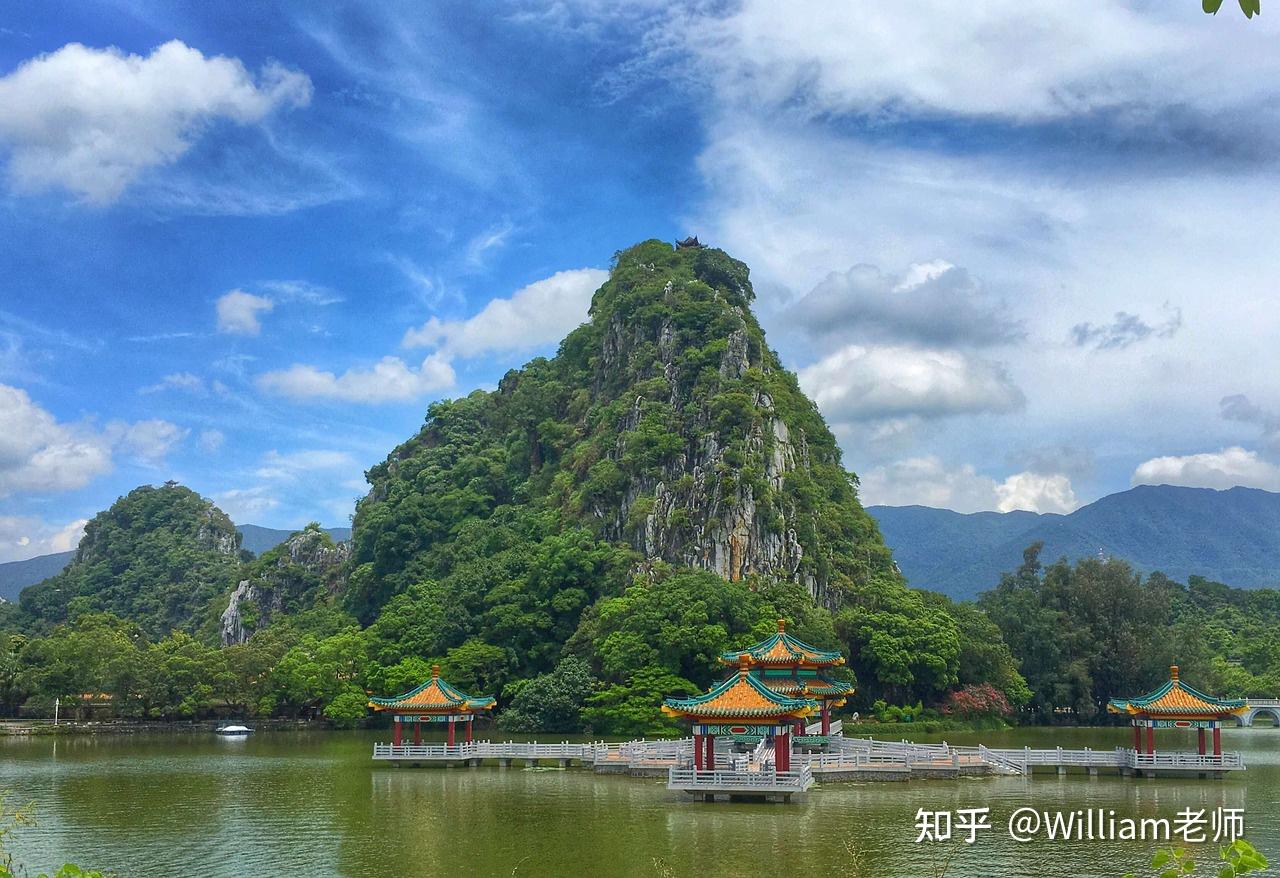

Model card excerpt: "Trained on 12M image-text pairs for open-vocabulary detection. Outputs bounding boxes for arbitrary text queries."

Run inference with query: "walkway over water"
[371,720,1246,795]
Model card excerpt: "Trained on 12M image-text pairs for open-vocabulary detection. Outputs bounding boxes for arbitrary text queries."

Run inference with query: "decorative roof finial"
[1170,665,1179,681]
[777,618,786,633]
[738,654,752,676]
[432,664,441,679]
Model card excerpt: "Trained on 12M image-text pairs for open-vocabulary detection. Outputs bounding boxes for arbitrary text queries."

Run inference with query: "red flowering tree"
[941,683,1012,720]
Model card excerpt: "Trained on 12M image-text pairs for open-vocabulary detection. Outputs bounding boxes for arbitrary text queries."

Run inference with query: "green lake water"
[1,726,1276,878]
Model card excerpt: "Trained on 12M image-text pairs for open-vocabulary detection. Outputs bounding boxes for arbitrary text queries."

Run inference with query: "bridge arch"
[1250,706,1280,727]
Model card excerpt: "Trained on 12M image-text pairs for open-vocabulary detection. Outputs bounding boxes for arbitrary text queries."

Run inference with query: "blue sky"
[2,2,1280,561]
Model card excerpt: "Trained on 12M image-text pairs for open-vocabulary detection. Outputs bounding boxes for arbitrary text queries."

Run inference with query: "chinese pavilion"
[368,665,496,747]
[719,619,854,736]
[662,655,816,772]
[1106,665,1247,757]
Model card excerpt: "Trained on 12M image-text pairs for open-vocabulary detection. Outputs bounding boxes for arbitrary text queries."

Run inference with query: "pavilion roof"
[719,619,845,668]
[368,665,496,714]
[756,674,855,700]
[1106,666,1247,718]
[662,657,817,721]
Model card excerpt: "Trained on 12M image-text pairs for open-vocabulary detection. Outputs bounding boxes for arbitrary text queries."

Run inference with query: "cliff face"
[220,525,349,645]
[349,239,897,619]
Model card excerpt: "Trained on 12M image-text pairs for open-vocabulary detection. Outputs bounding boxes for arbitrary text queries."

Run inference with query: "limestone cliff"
[220,524,349,645]
[348,239,897,619]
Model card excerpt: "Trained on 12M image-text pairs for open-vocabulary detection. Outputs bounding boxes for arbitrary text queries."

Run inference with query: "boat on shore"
[215,724,253,736]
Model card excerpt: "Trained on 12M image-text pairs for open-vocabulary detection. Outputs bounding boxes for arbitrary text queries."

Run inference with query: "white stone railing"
[667,764,814,792]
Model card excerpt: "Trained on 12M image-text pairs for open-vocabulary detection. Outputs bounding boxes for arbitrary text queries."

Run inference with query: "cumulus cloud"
[0,383,113,496]
[995,471,1078,514]
[216,290,274,335]
[1071,306,1182,350]
[0,515,87,563]
[402,268,608,356]
[797,344,1024,423]
[0,40,311,203]
[257,354,455,403]
[788,261,1022,348]
[106,419,188,464]
[1131,446,1280,492]
[859,455,1077,513]
[858,456,999,512]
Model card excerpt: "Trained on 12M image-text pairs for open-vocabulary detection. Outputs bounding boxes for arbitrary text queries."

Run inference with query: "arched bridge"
[1239,699,1280,727]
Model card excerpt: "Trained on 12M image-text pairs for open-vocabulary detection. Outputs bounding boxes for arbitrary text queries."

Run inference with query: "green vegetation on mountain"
[18,484,243,639]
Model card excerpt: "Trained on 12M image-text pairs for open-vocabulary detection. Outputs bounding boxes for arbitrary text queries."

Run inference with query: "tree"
[498,658,598,733]
[580,668,697,736]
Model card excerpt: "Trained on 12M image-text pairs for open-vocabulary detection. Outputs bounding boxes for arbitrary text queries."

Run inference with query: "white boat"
[215,724,253,736]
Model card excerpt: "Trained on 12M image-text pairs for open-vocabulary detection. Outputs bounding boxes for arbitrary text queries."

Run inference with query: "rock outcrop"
[220,525,350,645]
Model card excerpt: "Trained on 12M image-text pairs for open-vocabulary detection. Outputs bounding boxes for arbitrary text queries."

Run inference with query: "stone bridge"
[1239,699,1280,727]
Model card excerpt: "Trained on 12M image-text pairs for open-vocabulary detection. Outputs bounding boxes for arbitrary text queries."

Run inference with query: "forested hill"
[348,238,897,619]
[18,483,243,637]
[871,484,1280,599]
[0,523,350,603]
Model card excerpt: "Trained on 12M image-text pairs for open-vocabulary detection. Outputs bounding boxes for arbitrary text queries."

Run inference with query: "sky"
[1,1,1279,563]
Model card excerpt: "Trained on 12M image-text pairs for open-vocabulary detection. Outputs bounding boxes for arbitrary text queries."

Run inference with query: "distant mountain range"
[0,524,350,603]
[869,484,1280,600]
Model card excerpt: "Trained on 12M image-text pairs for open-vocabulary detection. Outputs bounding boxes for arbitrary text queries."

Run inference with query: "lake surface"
[1,726,1277,878]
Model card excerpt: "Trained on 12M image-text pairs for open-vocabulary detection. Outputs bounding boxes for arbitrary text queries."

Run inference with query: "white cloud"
[257,354,455,403]
[797,344,1024,423]
[140,372,206,395]
[1131,446,1280,492]
[858,456,999,513]
[213,486,279,522]
[0,383,112,496]
[859,455,1077,513]
[402,268,608,356]
[0,515,87,563]
[216,290,274,335]
[106,419,188,464]
[995,471,1078,514]
[653,2,1278,125]
[198,429,225,453]
[0,40,311,203]
[254,448,359,480]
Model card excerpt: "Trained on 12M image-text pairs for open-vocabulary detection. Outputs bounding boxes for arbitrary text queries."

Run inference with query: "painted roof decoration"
[662,656,818,720]
[368,665,497,714]
[1106,666,1248,718]
[719,619,845,668]
[757,676,855,700]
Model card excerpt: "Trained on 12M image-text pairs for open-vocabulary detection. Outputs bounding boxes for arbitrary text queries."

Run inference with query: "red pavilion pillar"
[413,720,421,745]
[794,719,805,737]
[447,719,456,747]
[1133,723,1142,753]
[465,718,474,744]
[1198,728,1206,755]
[821,704,831,735]
[392,718,402,746]
[1213,725,1222,756]
[775,730,790,772]
[705,734,716,771]
[693,733,704,770]
[1146,724,1155,755]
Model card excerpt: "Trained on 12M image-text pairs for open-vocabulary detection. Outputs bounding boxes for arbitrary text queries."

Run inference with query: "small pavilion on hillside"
[1107,665,1247,757]
[368,665,495,747]
[662,655,816,773]
[719,620,854,736]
